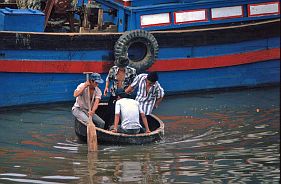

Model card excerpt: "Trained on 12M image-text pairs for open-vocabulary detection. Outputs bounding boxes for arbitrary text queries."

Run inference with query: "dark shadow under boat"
[74,103,164,145]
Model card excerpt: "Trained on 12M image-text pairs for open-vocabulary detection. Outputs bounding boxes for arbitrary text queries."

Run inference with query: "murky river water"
[0,86,279,184]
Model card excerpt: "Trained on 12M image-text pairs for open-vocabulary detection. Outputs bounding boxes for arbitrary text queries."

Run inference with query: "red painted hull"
[0,48,279,73]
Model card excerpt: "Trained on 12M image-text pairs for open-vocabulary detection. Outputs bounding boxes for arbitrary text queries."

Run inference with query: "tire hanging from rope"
[114,29,159,73]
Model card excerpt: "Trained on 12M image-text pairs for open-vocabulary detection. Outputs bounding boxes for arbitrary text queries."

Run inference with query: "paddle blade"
[87,120,98,152]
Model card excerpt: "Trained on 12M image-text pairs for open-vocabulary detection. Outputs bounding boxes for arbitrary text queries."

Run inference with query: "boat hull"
[74,104,164,145]
[0,19,280,108]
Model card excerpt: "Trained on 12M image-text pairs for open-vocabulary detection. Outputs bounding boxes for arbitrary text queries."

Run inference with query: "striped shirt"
[106,66,137,96]
[130,74,165,115]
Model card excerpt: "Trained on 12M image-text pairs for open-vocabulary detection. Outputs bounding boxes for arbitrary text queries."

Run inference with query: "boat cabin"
[0,0,279,32]
[82,0,280,32]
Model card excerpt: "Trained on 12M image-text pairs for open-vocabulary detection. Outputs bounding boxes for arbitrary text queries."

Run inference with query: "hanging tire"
[114,30,159,73]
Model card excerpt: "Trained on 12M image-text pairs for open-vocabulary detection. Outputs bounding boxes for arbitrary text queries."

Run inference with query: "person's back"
[111,88,151,134]
[116,98,142,130]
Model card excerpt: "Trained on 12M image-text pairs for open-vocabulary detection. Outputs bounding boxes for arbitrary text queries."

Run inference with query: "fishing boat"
[0,0,280,108]
[74,103,164,145]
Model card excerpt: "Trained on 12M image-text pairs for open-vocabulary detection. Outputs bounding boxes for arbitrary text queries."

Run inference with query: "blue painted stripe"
[0,50,112,61]
[1,37,279,61]
[158,37,280,59]
[0,73,108,107]
[159,59,280,93]
[0,60,279,107]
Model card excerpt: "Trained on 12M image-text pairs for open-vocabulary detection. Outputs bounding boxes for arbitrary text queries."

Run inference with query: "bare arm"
[154,97,163,109]
[111,114,120,133]
[125,85,134,94]
[89,98,100,116]
[103,80,110,96]
[140,113,151,133]
[73,81,89,97]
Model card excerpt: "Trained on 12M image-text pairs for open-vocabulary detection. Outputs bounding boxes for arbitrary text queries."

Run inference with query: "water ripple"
[0,173,27,177]
[53,146,78,151]
[42,175,80,180]
[0,178,65,184]
[0,86,279,184]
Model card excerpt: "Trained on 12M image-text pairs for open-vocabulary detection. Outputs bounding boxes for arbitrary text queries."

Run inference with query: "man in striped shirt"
[125,72,164,115]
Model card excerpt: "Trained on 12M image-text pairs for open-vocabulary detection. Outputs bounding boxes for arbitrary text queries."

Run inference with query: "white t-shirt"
[115,98,143,130]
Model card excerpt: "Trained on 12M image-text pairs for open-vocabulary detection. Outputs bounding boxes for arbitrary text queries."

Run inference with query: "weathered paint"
[0,60,279,108]
[0,1,280,108]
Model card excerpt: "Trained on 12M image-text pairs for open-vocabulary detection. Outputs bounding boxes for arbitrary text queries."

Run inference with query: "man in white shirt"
[111,88,151,134]
[72,73,105,129]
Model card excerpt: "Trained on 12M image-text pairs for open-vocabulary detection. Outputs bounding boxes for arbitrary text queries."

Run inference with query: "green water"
[0,86,279,183]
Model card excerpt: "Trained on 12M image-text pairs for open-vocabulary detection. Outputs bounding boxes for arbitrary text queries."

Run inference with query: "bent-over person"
[111,88,151,134]
[125,71,164,115]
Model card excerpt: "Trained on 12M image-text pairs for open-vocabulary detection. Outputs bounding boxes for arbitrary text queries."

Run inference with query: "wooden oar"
[84,72,98,152]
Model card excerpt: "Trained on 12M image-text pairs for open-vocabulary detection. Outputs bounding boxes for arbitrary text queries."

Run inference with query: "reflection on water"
[0,86,279,183]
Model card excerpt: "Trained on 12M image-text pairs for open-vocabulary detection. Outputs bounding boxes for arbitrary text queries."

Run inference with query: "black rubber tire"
[114,30,159,73]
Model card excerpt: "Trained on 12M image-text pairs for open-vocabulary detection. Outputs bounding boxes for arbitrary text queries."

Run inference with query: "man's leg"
[92,114,105,129]
[72,108,89,123]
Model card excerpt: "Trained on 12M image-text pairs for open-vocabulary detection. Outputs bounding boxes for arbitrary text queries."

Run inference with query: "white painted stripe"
[140,13,170,27]
[249,2,280,16]
[211,6,243,19]
[175,9,207,23]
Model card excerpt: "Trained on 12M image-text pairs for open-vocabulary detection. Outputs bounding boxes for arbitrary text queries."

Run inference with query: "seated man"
[72,73,105,129]
[111,88,151,134]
